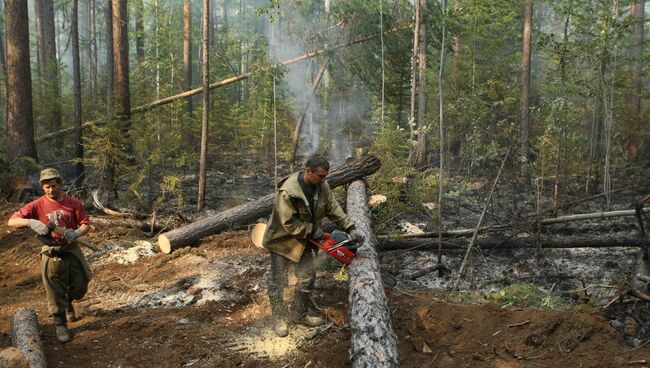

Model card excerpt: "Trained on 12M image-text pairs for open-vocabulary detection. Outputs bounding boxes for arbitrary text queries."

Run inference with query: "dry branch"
[347,180,399,368]
[157,155,381,253]
[11,307,46,368]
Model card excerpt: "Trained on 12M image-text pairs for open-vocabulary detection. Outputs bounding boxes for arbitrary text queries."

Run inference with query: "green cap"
[39,168,61,183]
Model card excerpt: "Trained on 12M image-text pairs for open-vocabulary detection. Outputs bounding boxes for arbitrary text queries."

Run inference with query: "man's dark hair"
[305,154,330,171]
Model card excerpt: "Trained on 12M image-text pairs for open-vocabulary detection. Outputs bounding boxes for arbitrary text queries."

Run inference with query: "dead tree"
[347,180,399,367]
[11,307,46,368]
[158,155,382,253]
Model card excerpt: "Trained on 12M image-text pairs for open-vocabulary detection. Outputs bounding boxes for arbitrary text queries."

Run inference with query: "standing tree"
[34,0,62,142]
[105,0,114,115]
[408,0,420,140]
[628,0,644,161]
[197,0,210,212]
[5,0,37,163]
[72,0,84,187]
[183,0,193,147]
[520,1,533,180]
[135,0,145,65]
[412,0,428,169]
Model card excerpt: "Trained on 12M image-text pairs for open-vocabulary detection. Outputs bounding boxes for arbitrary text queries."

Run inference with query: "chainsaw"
[309,230,359,265]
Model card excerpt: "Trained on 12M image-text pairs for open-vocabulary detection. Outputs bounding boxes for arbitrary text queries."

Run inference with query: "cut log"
[11,308,46,368]
[379,235,650,251]
[0,347,29,368]
[347,180,399,368]
[158,155,382,253]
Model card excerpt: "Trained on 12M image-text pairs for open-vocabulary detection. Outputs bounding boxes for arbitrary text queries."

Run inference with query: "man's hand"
[27,219,49,235]
[349,229,364,244]
[312,227,324,240]
[64,229,81,243]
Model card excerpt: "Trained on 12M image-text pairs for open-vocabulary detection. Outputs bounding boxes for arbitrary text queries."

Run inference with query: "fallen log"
[347,180,399,367]
[91,216,167,233]
[540,207,650,225]
[379,235,650,251]
[157,155,381,253]
[11,307,46,368]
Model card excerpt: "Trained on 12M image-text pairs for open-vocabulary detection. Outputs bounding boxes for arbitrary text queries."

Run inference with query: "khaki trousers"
[40,253,88,325]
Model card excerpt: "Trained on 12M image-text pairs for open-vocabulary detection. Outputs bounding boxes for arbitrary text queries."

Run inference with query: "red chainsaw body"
[309,232,357,265]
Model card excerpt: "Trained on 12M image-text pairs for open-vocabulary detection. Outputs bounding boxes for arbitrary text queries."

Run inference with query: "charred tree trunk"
[629,0,644,162]
[347,180,399,367]
[112,0,130,122]
[11,307,46,368]
[412,0,428,169]
[158,155,382,253]
[5,0,37,163]
[72,0,84,188]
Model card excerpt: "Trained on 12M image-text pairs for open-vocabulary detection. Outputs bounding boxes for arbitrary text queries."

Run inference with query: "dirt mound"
[1,202,649,367]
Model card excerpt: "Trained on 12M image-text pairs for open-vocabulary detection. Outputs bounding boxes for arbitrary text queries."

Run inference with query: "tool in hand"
[309,230,359,265]
[36,222,99,252]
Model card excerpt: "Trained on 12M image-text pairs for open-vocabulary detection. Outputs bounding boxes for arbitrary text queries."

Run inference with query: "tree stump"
[158,155,381,253]
[346,180,399,367]
[11,308,45,368]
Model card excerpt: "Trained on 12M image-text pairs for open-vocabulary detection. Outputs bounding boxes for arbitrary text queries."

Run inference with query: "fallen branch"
[406,264,446,280]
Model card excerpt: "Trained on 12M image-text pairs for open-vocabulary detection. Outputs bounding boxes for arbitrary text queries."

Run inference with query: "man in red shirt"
[8,168,92,343]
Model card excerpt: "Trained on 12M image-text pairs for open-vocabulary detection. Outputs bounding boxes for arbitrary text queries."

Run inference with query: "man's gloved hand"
[27,219,49,235]
[349,229,364,244]
[64,229,81,243]
[312,227,324,240]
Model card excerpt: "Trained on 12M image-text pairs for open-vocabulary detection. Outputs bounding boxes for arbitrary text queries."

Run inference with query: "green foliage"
[488,284,560,310]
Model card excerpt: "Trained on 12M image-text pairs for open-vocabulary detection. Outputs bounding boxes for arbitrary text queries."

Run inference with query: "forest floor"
[2,173,650,367]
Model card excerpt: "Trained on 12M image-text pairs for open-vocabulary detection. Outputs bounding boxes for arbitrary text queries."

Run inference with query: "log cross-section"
[347,180,399,367]
[11,307,46,368]
[157,155,382,253]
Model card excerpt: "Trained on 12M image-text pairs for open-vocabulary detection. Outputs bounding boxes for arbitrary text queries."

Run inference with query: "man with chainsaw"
[8,168,92,343]
[262,154,363,337]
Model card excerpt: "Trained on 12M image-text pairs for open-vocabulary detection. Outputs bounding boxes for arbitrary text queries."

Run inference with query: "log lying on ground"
[11,308,46,368]
[379,235,650,251]
[91,216,167,233]
[347,180,399,368]
[157,155,382,253]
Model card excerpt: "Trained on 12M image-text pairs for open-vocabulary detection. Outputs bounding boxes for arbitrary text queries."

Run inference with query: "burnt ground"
[2,192,650,367]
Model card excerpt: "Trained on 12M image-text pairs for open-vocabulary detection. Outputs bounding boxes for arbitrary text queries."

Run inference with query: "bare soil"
[1,202,650,368]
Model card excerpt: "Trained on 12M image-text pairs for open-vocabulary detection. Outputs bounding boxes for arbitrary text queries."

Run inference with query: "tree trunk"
[408,0,420,140]
[197,0,210,212]
[135,0,144,65]
[183,0,193,147]
[158,155,382,253]
[412,0,428,169]
[105,0,114,115]
[520,1,533,179]
[629,0,644,162]
[72,0,84,188]
[35,0,62,144]
[380,235,650,251]
[5,0,37,163]
[11,307,46,368]
[347,180,399,367]
[112,0,129,121]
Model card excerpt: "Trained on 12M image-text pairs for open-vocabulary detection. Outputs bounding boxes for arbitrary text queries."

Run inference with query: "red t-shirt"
[11,195,90,246]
